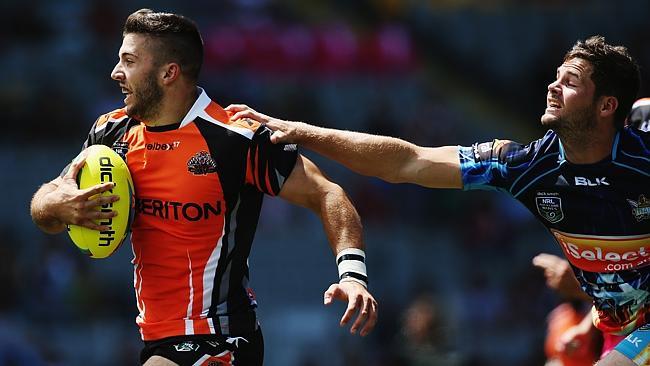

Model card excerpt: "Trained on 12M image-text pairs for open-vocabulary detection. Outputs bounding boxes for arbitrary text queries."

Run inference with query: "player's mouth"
[546,98,562,113]
[121,86,132,103]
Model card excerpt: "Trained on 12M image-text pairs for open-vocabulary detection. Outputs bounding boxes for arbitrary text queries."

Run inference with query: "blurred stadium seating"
[2,0,649,365]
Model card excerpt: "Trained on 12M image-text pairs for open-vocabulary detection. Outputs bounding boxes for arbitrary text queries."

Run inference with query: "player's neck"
[560,123,617,164]
[144,85,198,127]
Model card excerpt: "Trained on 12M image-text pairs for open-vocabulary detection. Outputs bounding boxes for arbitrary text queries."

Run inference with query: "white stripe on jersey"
[201,226,225,317]
[132,245,146,318]
[185,319,194,335]
[207,318,216,334]
[187,250,194,319]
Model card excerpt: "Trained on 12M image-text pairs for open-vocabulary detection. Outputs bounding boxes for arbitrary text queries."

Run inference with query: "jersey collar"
[179,86,216,128]
[557,131,620,165]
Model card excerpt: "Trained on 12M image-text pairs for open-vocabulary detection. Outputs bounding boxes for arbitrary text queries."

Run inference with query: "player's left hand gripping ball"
[67,145,134,258]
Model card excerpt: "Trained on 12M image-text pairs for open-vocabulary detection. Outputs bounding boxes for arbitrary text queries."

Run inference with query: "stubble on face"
[541,59,599,140]
[120,35,165,122]
[125,66,164,121]
[549,104,598,142]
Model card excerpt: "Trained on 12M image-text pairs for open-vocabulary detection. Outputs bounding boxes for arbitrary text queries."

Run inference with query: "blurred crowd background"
[1,0,649,365]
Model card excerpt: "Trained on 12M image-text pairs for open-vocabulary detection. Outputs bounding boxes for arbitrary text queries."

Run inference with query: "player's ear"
[161,63,181,84]
[599,96,618,119]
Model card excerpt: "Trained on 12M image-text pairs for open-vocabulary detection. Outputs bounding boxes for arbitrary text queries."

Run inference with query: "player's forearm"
[295,123,418,184]
[30,182,66,234]
[314,182,369,288]
[315,182,364,255]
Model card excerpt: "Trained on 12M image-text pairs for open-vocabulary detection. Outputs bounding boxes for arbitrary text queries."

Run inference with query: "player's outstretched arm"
[30,152,118,234]
[226,104,463,189]
[278,154,378,336]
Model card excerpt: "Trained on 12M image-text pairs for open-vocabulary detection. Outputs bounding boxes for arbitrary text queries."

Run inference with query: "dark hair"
[123,9,204,82]
[564,35,640,129]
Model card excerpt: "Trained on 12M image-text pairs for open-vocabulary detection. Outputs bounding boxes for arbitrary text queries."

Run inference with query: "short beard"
[550,105,598,146]
[127,71,163,121]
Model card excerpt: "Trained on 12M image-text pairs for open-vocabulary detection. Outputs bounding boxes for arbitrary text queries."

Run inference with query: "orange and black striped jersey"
[82,88,297,341]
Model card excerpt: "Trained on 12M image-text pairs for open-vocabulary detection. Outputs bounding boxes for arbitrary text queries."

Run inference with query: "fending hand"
[323,281,378,337]
[225,104,302,144]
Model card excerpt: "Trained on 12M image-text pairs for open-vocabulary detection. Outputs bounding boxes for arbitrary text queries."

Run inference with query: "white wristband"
[336,248,368,288]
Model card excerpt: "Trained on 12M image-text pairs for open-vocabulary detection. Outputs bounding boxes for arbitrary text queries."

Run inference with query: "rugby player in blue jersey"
[226,36,650,365]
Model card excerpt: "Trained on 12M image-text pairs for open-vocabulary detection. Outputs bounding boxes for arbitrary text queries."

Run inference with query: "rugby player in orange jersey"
[227,37,650,366]
[30,9,377,366]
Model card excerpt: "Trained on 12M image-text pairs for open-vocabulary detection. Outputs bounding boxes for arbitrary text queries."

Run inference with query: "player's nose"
[111,63,124,81]
[547,79,561,93]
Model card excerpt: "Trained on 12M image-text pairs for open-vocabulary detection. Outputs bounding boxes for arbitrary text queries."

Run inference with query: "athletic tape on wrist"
[336,248,368,288]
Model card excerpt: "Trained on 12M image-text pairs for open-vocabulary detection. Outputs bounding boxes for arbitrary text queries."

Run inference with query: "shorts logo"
[174,341,199,352]
[625,333,643,348]
[536,194,564,223]
[187,151,218,175]
[627,195,650,222]
[226,336,249,348]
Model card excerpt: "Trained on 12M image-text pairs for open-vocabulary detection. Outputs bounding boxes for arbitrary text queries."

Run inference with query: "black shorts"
[140,328,264,366]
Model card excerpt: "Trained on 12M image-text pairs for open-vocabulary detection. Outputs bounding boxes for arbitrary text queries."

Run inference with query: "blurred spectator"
[389,294,461,366]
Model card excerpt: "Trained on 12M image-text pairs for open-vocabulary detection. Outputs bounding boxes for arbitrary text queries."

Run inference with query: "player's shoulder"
[94,108,129,128]
[486,131,556,163]
[200,101,263,139]
[228,117,262,132]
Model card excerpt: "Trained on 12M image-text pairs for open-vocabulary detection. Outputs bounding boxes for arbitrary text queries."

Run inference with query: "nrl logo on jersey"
[111,141,130,160]
[536,192,564,224]
[627,195,650,222]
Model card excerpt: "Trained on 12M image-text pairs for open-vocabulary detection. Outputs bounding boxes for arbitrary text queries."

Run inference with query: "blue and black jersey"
[459,127,650,335]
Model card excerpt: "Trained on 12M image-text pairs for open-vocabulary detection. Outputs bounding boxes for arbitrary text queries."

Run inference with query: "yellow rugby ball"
[67,144,134,259]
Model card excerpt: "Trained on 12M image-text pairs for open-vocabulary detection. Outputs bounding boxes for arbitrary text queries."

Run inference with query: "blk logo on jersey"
[574,176,610,186]
[536,195,564,223]
[627,195,650,222]
[187,151,218,175]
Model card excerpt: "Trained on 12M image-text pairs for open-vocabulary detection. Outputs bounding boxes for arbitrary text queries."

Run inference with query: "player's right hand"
[225,104,303,144]
[47,154,119,231]
[323,281,378,337]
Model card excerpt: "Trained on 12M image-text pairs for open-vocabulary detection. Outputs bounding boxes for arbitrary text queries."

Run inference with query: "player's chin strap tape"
[336,248,368,288]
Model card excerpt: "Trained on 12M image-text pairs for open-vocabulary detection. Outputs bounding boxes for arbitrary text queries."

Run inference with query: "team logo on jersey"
[555,175,569,186]
[187,151,218,175]
[174,341,200,352]
[627,195,650,222]
[536,193,564,223]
